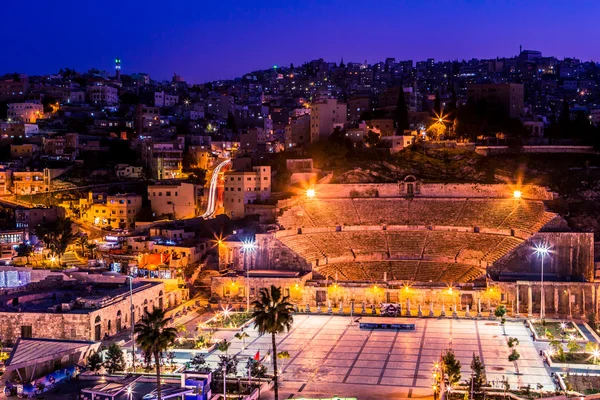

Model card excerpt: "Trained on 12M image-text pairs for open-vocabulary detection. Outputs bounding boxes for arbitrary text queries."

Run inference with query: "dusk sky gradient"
[2,0,599,83]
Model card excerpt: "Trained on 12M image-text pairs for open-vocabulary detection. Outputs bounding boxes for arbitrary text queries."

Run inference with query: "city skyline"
[2,0,600,83]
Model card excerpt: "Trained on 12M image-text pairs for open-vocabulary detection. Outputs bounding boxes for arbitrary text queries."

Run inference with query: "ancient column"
[554,285,559,317]
[477,298,482,318]
[465,304,471,318]
[441,304,446,317]
[452,302,458,319]
[568,288,572,319]
[429,301,435,317]
[405,298,411,316]
[418,303,423,318]
[515,284,520,317]
[527,284,533,318]
[593,285,598,318]
[361,302,367,315]
[582,289,586,318]
[339,301,344,315]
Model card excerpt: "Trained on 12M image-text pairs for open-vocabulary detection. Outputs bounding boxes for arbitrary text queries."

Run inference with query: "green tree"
[251,285,294,400]
[34,217,74,264]
[395,85,409,134]
[16,242,33,265]
[105,343,125,373]
[88,350,103,372]
[567,339,581,359]
[86,243,97,259]
[134,308,178,400]
[75,234,88,256]
[549,340,565,362]
[442,349,462,388]
[235,331,250,350]
[508,349,520,362]
[469,352,487,394]
[507,337,519,348]
[216,339,231,356]
[364,130,381,148]
[190,354,210,373]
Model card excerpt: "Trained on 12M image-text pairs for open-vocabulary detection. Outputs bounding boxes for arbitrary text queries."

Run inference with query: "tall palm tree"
[251,285,294,400]
[75,234,88,256]
[134,308,177,400]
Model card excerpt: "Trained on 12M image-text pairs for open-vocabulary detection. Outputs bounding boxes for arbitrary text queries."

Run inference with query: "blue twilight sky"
[1,0,599,83]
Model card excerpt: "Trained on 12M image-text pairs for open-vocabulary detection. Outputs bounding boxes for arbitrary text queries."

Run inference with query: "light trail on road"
[200,159,230,219]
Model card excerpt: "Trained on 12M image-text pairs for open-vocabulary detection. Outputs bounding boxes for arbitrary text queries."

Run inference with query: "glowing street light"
[242,240,257,311]
[534,244,551,320]
[513,190,522,199]
[306,188,316,199]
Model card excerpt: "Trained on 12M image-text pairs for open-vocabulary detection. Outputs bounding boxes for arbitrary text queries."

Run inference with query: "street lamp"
[513,190,522,199]
[306,188,315,199]
[126,386,132,400]
[534,244,550,321]
[242,240,256,312]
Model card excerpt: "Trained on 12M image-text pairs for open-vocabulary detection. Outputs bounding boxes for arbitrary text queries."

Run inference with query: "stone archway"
[116,310,122,332]
[94,316,101,341]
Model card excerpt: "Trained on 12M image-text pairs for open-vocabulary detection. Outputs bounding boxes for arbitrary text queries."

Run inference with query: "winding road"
[200,158,230,219]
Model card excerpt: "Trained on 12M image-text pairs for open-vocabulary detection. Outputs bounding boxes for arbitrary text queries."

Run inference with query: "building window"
[21,325,32,338]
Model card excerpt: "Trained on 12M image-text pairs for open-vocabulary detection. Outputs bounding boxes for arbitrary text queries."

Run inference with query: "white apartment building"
[310,98,347,142]
[154,91,179,107]
[223,166,271,218]
[86,85,118,106]
[7,103,43,123]
[148,182,199,219]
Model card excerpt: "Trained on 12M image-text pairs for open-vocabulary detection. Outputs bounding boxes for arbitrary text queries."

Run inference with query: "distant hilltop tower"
[115,57,121,80]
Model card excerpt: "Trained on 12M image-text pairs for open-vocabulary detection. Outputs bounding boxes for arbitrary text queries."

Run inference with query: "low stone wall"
[311,183,552,200]
[475,145,597,156]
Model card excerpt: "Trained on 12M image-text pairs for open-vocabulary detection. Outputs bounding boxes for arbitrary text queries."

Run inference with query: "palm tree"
[251,285,294,400]
[86,242,97,259]
[134,308,177,400]
[234,331,250,350]
[75,234,88,256]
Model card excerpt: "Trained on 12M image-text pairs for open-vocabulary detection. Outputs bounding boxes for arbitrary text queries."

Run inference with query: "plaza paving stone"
[197,315,555,399]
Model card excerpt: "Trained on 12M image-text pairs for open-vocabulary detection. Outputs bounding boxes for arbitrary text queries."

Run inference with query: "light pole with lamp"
[242,240,256,312]
[534,244,550,321]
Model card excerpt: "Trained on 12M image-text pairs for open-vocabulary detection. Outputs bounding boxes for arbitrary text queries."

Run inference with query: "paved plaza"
[198,315,554,399]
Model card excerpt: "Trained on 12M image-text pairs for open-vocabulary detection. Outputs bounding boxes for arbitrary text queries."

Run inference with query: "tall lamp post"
[242,240,256,312]
[534,245,550,321]
[126,275,136,372]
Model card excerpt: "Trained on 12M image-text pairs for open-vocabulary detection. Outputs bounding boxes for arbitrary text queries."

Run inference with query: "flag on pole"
[254,351,260,361]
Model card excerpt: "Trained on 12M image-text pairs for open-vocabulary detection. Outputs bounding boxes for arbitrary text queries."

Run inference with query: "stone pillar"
[465,304,471,318]
[305,303,310,313]
[477,298,482,318]
[429,301,434,317]
[405,298,411,316]
[593,285,598,318]
[582,290,586,318]
[441,304,446,317]
[361,302,366,315]
[568,289,572,319]
[515,284,520,317]
[418,303,423,318]
[339,301,344,315]
[527,285,533,318]
[554,286,559,317]
[452,302,458,319]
